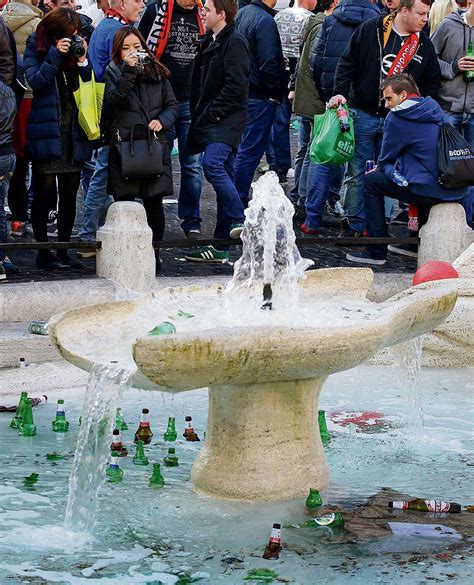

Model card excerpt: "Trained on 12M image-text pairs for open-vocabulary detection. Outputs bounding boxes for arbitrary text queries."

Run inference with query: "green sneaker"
[185,246,229,263]
[229,223,244,239]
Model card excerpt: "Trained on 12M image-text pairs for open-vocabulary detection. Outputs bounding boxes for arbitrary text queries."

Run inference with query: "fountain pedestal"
[193,378,327,501]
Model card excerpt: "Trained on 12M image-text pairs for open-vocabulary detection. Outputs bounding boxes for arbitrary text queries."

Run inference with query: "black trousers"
[8,156,30,222]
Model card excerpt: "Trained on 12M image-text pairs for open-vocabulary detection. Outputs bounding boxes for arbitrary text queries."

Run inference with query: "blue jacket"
[24,32,93,164]
[378,97,468,200]
[88,16,123,82]
[310,0,380,103]
[235,0,286,100]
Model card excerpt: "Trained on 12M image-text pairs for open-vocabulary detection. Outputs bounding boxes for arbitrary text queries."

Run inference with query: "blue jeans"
[266,94,292,175]
[202,143,245,242]
[449,112,473,226]
[0,154,16,262]
[78,146,111,243]
[167,100,203,233]
[345,108,385,233]
[305,163,344,228]
[234,98,278,206]
[289,116,311,204]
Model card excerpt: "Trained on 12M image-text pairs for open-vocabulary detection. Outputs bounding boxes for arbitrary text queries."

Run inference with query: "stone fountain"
[49,174,457,502]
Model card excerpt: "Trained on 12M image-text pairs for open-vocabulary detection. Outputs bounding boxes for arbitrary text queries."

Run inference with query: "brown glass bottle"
[183,415,200,442]
[134,408,153,445]
[262,523,282,560]
[110,428,128,456]
[388,498,461,513]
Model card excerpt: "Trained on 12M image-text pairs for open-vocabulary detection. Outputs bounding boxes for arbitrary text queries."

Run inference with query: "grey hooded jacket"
[431,10,473,114]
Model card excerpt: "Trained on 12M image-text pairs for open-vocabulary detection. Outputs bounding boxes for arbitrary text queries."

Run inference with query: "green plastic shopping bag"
[73,73,105,141]
[310,105,355,166]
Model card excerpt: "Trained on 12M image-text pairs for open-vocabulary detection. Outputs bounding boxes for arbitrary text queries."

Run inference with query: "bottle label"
[391,501,408,510]
[56,410,65,417]
[425,500,450,513]
[269,527,281,542]
[314,513,335,526]
[140,421,150,427]
[112,441,121,448]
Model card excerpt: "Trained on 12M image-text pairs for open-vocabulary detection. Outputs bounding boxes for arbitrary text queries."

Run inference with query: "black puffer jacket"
[187,24,249,155]
[104,60,178,199]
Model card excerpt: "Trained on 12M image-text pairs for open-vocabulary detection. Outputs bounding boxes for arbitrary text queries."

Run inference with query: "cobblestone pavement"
[3,131,417,284]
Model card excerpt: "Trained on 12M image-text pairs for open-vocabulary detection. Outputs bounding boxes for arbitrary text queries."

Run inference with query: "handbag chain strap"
[115,86,159,142]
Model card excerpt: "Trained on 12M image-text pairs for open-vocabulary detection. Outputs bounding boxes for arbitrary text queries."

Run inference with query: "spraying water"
[226,172,313,309]
[390,336,424,434]
[64,363,132,532]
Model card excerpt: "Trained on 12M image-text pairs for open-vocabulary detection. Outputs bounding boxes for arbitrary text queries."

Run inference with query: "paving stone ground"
[3,128,417,285]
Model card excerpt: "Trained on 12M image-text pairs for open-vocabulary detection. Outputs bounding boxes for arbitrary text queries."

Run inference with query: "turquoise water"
[0,365,472,584]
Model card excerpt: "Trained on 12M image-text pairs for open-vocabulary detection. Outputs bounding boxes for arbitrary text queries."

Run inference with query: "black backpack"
[438,123,474,190]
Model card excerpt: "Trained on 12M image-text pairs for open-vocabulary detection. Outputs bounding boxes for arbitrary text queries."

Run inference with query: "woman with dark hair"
[104,26,178,268]
[24,7,93,269]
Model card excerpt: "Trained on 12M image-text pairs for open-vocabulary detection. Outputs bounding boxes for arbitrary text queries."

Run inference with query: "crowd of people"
[0,0,472,280]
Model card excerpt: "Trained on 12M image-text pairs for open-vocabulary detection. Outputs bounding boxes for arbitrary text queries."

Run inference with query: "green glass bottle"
[18,399,36,437]
[10,391,28,429]
[464,42,474,83]
[147,321,176,336]
[149,463,165,487]
[23,473,39,488]
[164,447,179,467]
[306,488,323,512]
[52,399,69,432]
[318,410,331,446]
[132,440,149,466]
[163,416,177,442]
[106,451,124,482]
[301,512,344,530]
[115,407,128,431]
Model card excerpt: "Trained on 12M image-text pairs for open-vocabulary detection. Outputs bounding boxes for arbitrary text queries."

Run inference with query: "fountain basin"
[49,268,457,501]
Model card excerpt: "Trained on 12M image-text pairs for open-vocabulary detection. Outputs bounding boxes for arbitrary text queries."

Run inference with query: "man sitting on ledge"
[346,73,469,266]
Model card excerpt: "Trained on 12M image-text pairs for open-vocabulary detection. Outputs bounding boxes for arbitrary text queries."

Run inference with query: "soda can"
[28,321,49,335]
[365,160,375,173]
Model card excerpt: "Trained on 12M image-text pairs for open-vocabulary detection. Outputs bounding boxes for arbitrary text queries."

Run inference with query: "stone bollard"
[418,203,474,268]
[96,202,155,293]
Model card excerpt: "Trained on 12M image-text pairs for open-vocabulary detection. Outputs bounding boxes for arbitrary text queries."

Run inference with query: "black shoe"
[391,210,409,225]
[295,205,306,222]
[185,229,201,240]
[339,218,363,237]
[57,251,84,269]
[36,252,69,271]
[346,251,387,265]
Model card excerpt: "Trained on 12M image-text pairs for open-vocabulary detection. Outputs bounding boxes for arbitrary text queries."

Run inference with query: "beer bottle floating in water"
[318,410,331,446]
[106,451,124,483]
[306,488,323,512]
[262,523,282,560]
[10,391,28,429]
[149,463,165,487]
[134,408,153,444]
[163,416,177,442]
[18,399,37,437]
[388,498,461,513]
[147,322,176,336]
[23,473,39,488]
[110,429,128,456]
[132,440,149,466]
[52,399,69,432]
[301,512,345,529]
[115,407,128,431]
[183,415,200,442]
[164,447,179,467]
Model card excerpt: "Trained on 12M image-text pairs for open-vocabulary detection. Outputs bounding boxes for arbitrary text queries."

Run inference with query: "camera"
[134,50,151,65]
[68,35,86,59]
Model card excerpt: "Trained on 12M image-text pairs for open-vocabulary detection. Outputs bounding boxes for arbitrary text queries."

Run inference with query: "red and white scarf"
[105,8,129,25]
[382,14,419,77]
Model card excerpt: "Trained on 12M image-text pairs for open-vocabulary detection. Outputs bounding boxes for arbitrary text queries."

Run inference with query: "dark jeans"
[31,172,81,246]
[364,171,462,258]
[234,98,278,207]
[266,93,292,176]
[8,155,29,222]
[116,196,165,242]
[202,142,245,242]
[305,163,344,228]
[167,100,204,234]
[289,116,311,204]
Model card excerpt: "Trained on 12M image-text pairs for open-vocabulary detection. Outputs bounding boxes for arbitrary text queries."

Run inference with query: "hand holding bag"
[116,121,166,180]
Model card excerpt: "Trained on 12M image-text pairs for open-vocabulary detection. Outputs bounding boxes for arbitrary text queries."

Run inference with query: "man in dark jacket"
[331,0,441,236]
[0,16,15,86]
[234,0,286,206]
[138,0,206,238]
[185,0,249,263]
[346,74,468,265]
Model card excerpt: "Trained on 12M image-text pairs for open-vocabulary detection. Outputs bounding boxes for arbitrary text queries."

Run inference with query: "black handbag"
[116,121,166,180]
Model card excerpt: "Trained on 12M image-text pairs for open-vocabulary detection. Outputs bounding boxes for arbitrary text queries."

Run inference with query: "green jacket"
[293,12,325,119]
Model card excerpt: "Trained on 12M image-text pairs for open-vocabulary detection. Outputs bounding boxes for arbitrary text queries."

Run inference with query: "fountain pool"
[0,363,472,584]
